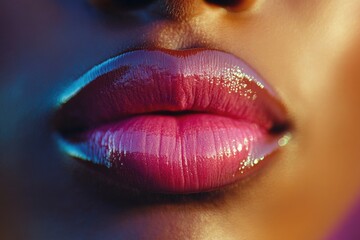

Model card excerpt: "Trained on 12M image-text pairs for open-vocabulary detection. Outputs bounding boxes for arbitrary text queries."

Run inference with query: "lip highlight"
[54,49,289,193]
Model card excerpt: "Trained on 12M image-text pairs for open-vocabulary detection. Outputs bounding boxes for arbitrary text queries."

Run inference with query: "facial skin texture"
[1,0,360,239]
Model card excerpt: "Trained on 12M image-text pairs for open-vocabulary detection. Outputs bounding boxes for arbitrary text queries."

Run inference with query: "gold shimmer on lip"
[278,133,292,147]
[183,62,289,174]
[206,66,264,100]
[236,132,291,175]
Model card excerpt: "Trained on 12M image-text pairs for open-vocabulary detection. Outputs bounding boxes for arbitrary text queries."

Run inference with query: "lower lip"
[59,113,283,193]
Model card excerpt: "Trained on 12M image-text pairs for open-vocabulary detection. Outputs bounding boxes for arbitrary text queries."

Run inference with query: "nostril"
[205,0,254,11]
[91,0,154,11]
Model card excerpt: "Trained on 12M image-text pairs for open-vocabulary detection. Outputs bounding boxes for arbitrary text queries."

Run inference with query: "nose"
[92,0,256,50]
[94,0,254,18]
[151,0,253,19]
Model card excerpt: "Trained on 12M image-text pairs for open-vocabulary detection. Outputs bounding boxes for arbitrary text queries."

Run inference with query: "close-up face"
[1,0,360,239]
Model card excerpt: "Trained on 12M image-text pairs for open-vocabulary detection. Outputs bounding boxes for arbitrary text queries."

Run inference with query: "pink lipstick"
[54,49,289,193]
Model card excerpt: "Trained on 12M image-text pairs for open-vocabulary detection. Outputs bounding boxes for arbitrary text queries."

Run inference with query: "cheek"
[295,3,360,187]
[306,36,360,186]
[285,3,360,237]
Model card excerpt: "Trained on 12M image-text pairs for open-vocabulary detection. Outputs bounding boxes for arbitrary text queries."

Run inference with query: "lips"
[54,49,289,193]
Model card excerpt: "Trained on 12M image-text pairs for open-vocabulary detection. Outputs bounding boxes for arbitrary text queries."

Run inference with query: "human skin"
[1,0,360,239]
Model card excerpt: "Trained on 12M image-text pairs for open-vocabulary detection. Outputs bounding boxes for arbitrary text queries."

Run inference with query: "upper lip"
[54,48,287,134]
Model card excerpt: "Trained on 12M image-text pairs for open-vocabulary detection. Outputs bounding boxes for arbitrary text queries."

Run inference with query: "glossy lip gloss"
[54,49,290,193]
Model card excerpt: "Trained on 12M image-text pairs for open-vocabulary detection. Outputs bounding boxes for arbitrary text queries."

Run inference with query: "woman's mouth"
[54,49,290,194]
